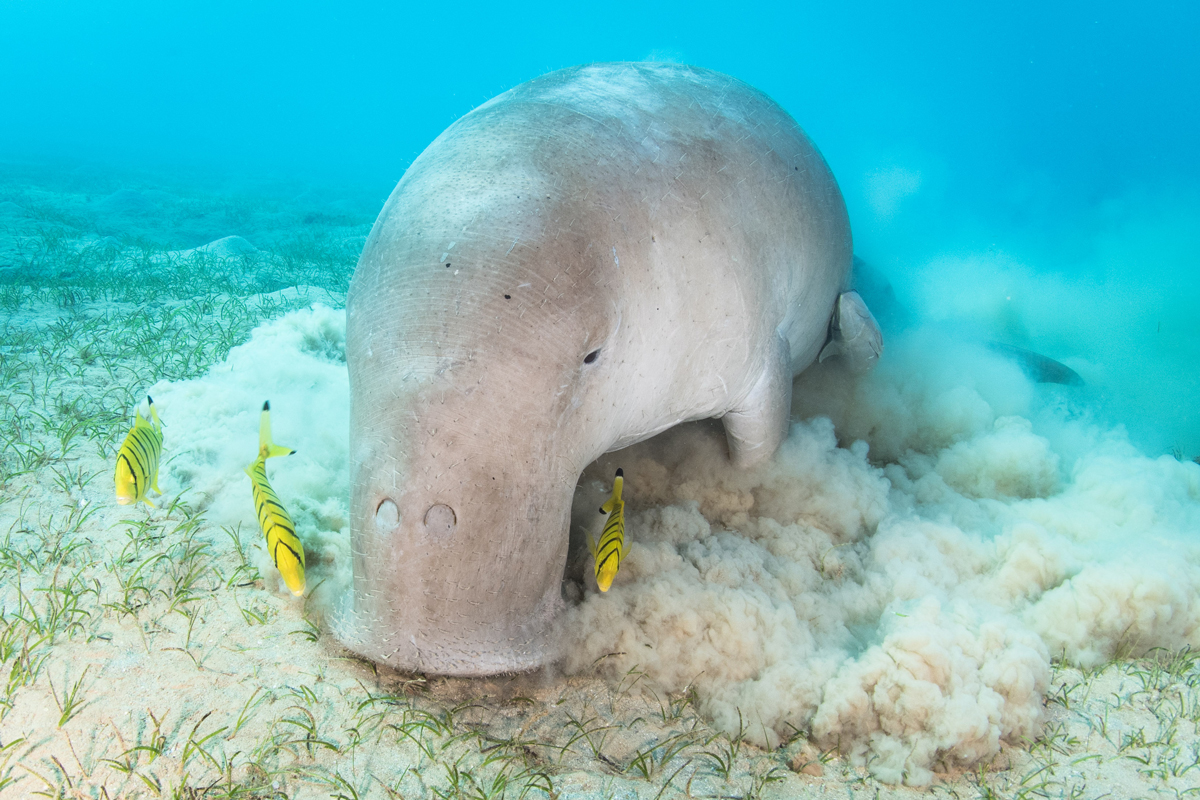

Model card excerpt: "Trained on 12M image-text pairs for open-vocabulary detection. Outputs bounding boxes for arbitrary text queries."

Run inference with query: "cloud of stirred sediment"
[151,190,1199,786]
[561,191,1200,784]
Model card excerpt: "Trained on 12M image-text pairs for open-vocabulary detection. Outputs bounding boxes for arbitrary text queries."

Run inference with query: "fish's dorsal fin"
[259,401,297,460]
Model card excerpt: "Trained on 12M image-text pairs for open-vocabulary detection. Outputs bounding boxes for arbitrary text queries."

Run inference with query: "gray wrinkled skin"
[335,62,858,675]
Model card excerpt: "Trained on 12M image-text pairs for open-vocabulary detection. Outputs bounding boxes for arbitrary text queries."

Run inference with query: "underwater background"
[4,0,1197,454]
[1,0,1199,797]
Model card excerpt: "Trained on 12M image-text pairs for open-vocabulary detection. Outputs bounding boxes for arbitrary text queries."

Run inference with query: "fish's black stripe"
[253,486,294,528]
[266,522,297,541]
[260,511,283,530]
[272,538,303,566]
[250,478,281,500]
[263,510,294,529]
[261,512,292,530]
[597,537,624,556]
[250,479,278,498]
[263,522,298,546]
[131,425,161,448]
[126,441,159,481]
[118,453,140,497]
[124,438,150,475]
[599,537,623,555]
[259,510,293,532]
[258,502,290,522]
[252,483,281,502]
[596,549,620,574]
[125,431,147,459]
[129,428,160,461]
[258,511,291,531]
[254,493,287,518]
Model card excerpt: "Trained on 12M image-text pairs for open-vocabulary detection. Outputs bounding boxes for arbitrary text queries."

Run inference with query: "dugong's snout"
[334,442,576,676]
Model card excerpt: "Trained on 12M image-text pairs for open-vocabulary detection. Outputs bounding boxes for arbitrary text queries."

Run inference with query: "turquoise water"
[4,1,1197,198]
[3,0,1196,454]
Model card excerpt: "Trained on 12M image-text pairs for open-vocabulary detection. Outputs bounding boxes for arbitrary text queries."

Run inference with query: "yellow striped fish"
[587,468,629,592]
[245,401,305,596]
[114,396,163,507]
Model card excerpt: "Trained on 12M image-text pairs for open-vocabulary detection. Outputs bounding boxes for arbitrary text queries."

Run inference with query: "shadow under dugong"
[334,62,880,675]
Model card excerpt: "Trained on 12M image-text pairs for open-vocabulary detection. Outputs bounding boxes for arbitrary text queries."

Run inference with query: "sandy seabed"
[0,163,1198,799]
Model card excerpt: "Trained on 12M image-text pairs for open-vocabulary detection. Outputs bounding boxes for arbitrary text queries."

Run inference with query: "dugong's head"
[335,141,629,674]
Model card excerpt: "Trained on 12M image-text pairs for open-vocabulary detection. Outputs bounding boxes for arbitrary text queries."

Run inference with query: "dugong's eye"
[584,349,601,365]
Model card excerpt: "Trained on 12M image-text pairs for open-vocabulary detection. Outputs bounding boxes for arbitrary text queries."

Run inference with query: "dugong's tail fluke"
[988,342,1085,386]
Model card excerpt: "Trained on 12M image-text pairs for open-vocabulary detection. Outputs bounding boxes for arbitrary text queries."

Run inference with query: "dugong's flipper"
[819,291,883,373]
[723,334,793,469]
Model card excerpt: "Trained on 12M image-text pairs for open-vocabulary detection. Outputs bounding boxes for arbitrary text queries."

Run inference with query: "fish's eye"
[583,349,601,365]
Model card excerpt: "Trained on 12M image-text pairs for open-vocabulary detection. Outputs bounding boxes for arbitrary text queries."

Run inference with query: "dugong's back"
[341,63,852,675]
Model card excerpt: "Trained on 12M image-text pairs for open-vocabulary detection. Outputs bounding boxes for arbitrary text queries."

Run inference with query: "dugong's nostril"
[424,504,456,537]
[375,498,399,530]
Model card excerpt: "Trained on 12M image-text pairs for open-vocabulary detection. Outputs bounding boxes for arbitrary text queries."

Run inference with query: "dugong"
[336,62,880,675]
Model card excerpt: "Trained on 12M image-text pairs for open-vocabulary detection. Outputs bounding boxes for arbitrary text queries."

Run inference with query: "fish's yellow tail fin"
[147,395,163,433]
[146,398,163,496]
[258,401,297,460]
[600,468,624,514]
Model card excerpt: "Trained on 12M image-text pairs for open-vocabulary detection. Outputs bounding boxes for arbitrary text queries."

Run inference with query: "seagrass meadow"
[0,161,1198,800]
